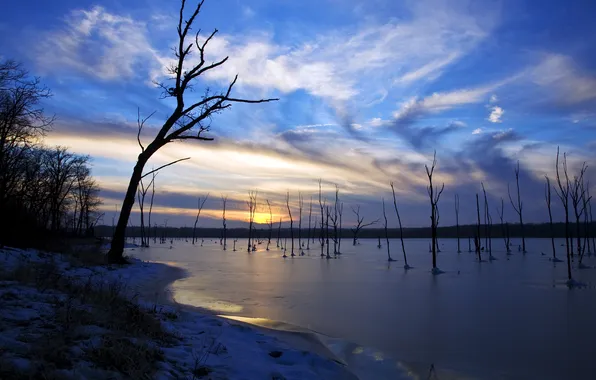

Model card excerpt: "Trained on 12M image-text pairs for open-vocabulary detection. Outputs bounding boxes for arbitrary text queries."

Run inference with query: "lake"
[130,237,596,379]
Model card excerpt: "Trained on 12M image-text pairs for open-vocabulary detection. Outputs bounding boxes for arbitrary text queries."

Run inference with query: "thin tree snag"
[148,172,156,245]
[390,182,410,269]
[318,179,325,257]
[192,193,209,244]
[545,176,559,261]
[337,202,343,255]
[382,198,395,262]
[351,205,378,246]
[277,217,282,249]
[266,199,273,251]
[475,193,482,261]
[425,151,445,273]
[508,161,526,253]
[307,196,313,250]
[497,198,510,255]
[325,206,331,259]
[298,193,304,255]
[554,147,572,281]
[108,0,278,263]
[455,193,461,253]
[331,185,339,255]
[286,191,294,257]
[247,190,257,252]
[569,162,589,265]
[481,182,494,260]
[221,195,227,250]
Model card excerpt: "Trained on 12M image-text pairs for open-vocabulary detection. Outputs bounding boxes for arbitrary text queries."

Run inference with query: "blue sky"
[1,0,595,228]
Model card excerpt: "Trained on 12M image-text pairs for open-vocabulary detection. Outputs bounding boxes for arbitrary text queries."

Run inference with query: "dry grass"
[0,252,177,380]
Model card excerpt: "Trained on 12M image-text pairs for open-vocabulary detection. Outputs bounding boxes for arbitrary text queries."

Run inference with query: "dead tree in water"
[382,198,395,262]
[221,196,227,250]
[337,202,344,254]
[475,193,482,261]
[425,151,445,272]
[298,193,304,255]
[266,199,273,250]
[351,205,378,245]
[325,205,331,259]
[390,182,410,268]
[277,217,282,248]
[544,176,559,261]
[318,179,326,257]
[481,183,494,260]
[569,163,589,266]
[136,174,157,247]
[286,191,295,257]
[307,196,312,250]
[554,147,572,281]
[247,191,258,252]
[148,173,157,245]
[455,193,461,253]
[192,193,209,244]
[497,198,510,254]
[107,0,277,263]
[508,161,526,253]
[332,185,340,255]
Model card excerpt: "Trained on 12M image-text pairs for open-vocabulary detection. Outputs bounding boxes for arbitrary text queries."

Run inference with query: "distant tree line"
[0,60,102,248]
[95,222,593,241]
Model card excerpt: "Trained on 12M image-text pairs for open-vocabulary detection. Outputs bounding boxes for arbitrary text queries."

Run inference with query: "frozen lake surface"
[131,238,596,379]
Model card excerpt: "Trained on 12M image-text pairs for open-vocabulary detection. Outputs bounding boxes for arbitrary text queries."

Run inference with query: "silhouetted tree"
[351,205,378,245]
[307,196,312,250]
[382,198,395,262]
[221,195,227,250]
[497,198,511,255]
[318,179,326,257]
[266,199,272,251]
[390,182,410,268]
[337,201,343,255]
[475,193,482,261]
[192,193,209,244]
[455,193,461,253]
[508,161,526,253]
[286,191,294,257]
[298,193,304,255]
[425,151,444,272]
[108,0,277,263]
[544,176,559,261]
[554,147,572,281]
[247,191,257,252]
[569,163,589,265]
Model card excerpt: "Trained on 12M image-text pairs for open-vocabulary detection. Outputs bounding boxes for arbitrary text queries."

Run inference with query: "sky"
[1,0,595,228]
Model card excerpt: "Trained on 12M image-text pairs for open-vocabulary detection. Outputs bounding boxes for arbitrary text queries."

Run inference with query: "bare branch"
[140,157,190,179]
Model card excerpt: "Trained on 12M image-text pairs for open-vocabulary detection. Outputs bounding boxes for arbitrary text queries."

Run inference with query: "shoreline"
[133,255,358,371]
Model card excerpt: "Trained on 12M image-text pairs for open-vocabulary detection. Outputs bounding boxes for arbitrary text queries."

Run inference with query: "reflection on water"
[132,238,596,380]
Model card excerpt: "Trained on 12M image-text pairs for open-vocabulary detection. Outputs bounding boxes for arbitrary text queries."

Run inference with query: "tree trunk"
[108,155,147,263]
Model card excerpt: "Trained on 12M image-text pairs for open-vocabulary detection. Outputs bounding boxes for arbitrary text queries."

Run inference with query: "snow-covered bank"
[0,247,357,379]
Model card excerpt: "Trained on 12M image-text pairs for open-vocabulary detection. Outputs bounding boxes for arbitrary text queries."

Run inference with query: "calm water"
[131,237,596,379]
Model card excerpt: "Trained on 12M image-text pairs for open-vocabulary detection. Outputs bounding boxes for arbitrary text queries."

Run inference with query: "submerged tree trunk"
[455,193,461,253]
[382,199,394,262]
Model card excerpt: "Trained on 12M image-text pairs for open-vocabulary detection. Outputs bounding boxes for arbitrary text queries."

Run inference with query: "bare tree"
[191,193,209,244]
[544,176,560,261]
[108,0,277,263]
[318,179,326,257]
[569,163,589,266]
[221,195,227,250]
[481,183,495,260]
[137,174,157,247]
[307,196,312,250]
[554,147,572,281]
[497,198,511,255]
[351,205,378,245]
[455,193,461,253]
[475,193,482,261]
[277,217,282,248]
[382,199,395,262]
[390,182,410,268]
[425,151,445,272]
[325,205,331,259]
[337,202,343,255]
[298,193,304,255]
[331,185,340,255]
[286,191,294,257]
[247,190,257,252]
[147,173,157,244]
[508,161,526,253]
[266,199,273,251]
